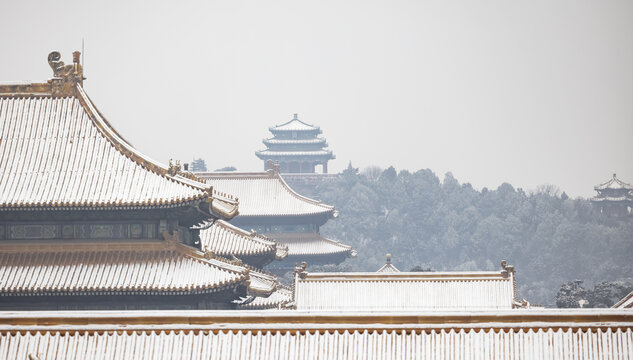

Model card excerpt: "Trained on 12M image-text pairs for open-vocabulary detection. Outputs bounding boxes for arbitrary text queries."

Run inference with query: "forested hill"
[287,165,633,306]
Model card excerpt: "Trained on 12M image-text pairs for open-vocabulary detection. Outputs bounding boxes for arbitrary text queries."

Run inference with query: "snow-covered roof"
[198,220,287,261]
[255,149,334,158]
[268,232,355,257]
[263,138,327,146]
[197,171,335,218]
[294,262,521,311]
[269,113,320,132]
[594,173,633,191]
[237,285,293,310]
[0,70,236,218]
[1,310,632,359]
[613,290,633,309]
[376,254,400,272]
[0,240,248,296]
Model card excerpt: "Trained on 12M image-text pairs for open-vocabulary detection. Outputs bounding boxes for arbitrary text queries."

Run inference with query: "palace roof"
[198,220,288,261]
[269,232,355,257]
[594,173,633,191]
[376,254,400,273]
[1,310,632,359]
[293,261,521,311]
[237,285,293,310]
[269,113,321,133]
[197,171,336,218]
[0,54,237,218]
[613,290,633,309]
[0,239,249,296]
[241,265,280,297]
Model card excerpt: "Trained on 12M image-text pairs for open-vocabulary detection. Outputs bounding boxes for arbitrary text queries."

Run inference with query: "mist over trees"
[288,164,633,306]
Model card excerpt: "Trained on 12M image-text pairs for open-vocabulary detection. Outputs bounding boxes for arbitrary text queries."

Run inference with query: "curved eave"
[197,171,336,220]
[76,85,211,194]
[255,150,335,159]
[268,118,321,133]
[0,82,220,211]
[590,196,633,203]
[209,198,239,220]
[0,241,250,296]
[594,177,633,191]
[262,138,327,146]
[200,220,279,258]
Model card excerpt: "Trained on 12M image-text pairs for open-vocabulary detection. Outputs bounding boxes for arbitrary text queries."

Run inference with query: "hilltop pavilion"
[591,173,633,217]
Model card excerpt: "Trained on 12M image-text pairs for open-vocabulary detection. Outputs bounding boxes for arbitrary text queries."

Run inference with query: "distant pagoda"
[590,173,633,217]
[256,113,335,173]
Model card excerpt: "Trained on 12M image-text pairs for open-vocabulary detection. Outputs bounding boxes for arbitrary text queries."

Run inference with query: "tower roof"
[269,113,320,133]
[594,173,633,191]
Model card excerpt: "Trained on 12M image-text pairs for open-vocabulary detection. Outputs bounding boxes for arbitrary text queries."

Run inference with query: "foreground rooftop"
[0,309,631,359]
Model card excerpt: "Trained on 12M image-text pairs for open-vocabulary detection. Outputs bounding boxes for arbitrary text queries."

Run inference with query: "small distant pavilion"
[256,114,335,174]
[590,173,633,217]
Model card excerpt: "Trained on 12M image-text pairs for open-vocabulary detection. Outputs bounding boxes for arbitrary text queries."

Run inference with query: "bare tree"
[362,166,382,182]
[534,183,561,197]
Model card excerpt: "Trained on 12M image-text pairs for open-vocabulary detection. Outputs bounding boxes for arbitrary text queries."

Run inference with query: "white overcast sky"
[1,0,631,197]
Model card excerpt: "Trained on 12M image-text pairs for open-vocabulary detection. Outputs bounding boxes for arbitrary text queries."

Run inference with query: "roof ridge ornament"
[48,51,85,96]
[293,113,299,120]
[294,261,308,279]
[266,160,281,175]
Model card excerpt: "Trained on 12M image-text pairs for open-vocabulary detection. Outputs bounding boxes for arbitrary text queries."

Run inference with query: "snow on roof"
[294,262,521,311]
[1,310,632,359]
[198,220,287,260]
[197,171,335,218]
[268,232,355,257]
[594,173,633,191]
[376,254,400,272]
[613,290,633,309]
[0,240,247,296]
[269,113,320,132]
[263,138,326,145]
[237,285,293,310]
[255,149,334,157]
[0,82,236,217]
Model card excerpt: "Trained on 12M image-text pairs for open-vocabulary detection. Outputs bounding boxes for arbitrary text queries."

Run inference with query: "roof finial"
[386,253,391,264]
[293,113,298,120]
[48,50,85,93]
[613,173,617,179]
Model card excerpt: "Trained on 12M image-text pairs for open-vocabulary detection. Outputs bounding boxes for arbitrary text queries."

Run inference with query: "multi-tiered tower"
[256,114,335,173]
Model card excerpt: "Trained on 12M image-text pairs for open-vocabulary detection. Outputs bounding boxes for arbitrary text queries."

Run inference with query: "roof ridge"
[75,85,210,193]
[275,172,335,210]
[303,270,510,280]
[270,115,319,131]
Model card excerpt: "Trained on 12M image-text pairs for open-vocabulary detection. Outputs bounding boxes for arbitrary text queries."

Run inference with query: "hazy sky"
[1,0,631,197]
